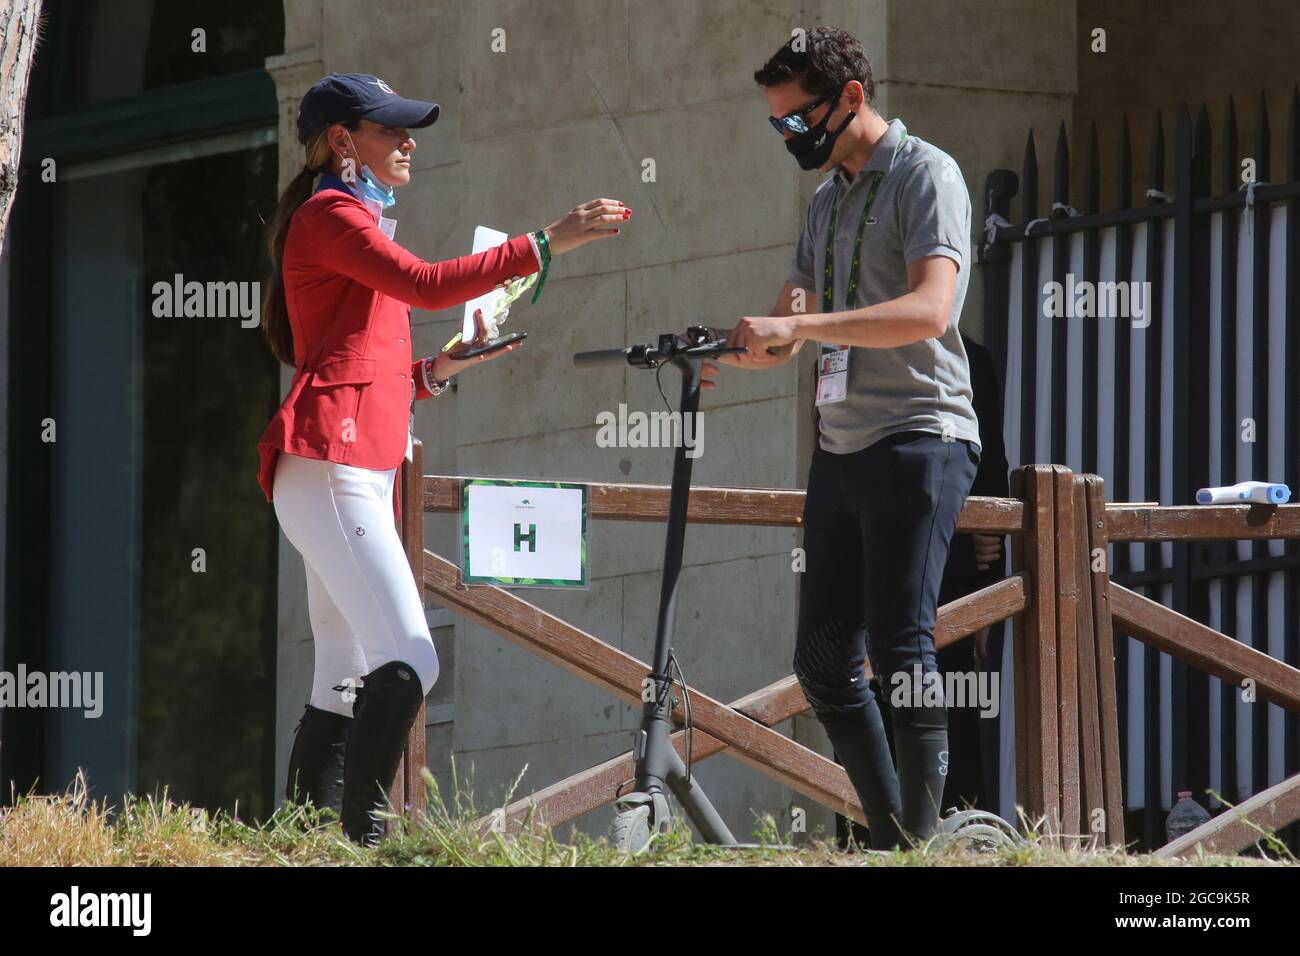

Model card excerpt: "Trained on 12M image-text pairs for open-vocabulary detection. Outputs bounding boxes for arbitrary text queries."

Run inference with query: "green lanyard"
[821,131,909,314]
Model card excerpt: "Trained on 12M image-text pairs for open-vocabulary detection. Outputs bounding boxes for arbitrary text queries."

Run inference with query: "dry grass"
[0,768,1292,867]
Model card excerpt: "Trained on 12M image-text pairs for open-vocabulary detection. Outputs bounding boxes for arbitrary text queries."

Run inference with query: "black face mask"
[785,95,856,171]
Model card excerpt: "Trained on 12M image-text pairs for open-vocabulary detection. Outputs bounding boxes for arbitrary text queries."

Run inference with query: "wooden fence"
[387,439,1300,855]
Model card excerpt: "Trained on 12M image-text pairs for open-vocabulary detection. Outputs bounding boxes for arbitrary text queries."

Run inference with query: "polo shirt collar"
[833,117,908,188]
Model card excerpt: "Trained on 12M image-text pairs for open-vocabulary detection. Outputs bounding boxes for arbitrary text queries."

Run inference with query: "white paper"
[463,226,509,342]
[464,483,586,586]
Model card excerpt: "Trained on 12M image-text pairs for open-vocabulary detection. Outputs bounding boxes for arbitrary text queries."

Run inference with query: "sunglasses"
[767,88,840,135]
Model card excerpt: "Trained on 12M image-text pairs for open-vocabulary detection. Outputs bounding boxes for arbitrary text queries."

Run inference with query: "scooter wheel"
[928,809,1025,853]
[611,804,652,854]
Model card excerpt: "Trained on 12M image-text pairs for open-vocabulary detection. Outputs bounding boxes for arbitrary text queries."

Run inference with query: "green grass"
[0,767,1292,867]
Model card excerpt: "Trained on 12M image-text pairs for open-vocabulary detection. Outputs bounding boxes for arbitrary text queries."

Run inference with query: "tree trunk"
[0,0,44,258]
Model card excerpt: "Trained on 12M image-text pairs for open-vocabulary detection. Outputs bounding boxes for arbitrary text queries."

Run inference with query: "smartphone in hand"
[444,330,528,360]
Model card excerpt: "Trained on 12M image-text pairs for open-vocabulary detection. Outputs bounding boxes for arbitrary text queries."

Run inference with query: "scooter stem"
[653,355,702,675]
[633,354,702,795]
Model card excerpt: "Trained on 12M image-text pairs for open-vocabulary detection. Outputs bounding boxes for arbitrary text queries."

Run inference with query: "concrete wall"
[267,0,1078,842]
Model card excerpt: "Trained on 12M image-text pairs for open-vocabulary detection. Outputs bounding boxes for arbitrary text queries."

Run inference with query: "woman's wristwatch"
[421,356,450,396]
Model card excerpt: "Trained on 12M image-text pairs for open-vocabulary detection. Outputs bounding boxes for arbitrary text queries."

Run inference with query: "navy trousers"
[793,430,979,847]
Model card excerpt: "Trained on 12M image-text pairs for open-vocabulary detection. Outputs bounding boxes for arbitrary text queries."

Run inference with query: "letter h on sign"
[514,523,537,552]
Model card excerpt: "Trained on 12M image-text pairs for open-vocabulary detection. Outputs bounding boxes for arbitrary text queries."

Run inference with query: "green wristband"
[530,229,551,304]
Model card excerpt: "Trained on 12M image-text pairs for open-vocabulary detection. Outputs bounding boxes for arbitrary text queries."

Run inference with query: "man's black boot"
[892,699,950,845]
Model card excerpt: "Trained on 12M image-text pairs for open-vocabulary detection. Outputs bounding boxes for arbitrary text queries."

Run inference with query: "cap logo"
[372,78,395,95]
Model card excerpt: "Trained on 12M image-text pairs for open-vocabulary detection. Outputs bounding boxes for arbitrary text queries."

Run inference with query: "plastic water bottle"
[1166,791,1211,843]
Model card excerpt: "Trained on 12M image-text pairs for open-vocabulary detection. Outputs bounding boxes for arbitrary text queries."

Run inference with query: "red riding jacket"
[256,173,540,524]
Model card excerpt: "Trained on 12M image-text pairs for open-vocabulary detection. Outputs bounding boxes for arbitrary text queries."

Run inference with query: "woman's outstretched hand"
[430,308,520,380]
[543,198,630,255]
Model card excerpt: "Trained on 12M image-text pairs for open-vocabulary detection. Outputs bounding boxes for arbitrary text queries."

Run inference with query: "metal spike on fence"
[1083,121,1101,474]
[1148,110,1167,201]
[1223,95,1239,196]
[1050,122,1072,464]
[1195,104,1211,171]
[1255,91,1270,181]
[1118,113,1133,209]
[1019,129,1040,467]
[1023,130,1039,223]
[1053,121,1071,217]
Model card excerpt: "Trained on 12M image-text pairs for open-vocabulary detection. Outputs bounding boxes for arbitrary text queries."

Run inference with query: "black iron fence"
[978,90,1300,850]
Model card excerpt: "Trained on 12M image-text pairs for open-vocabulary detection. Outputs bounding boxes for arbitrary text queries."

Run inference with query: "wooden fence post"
[1010,465,1061,840]
[1083,474,1125,847]
[1012,467,1123,848]
[1052,466,1082,846]
[1072,475,1107,847]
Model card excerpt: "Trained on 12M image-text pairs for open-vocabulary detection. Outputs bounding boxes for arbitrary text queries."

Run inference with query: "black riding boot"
[340,661,425,847]
[285,704,351,819]
[892,699,950,844]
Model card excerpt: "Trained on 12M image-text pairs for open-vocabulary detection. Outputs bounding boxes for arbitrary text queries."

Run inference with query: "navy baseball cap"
[296,73,440,144]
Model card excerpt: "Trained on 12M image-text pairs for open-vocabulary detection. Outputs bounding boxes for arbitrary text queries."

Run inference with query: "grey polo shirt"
[789,117,981,455]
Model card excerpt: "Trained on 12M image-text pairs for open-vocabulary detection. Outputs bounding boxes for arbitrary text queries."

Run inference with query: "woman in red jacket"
[259,73,629,846]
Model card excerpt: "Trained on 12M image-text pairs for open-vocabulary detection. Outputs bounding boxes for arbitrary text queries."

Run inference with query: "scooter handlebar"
[574,327,745,370]
[572,347,635,369]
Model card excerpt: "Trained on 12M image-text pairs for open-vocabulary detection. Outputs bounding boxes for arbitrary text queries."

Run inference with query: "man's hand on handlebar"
[711,320,799,371]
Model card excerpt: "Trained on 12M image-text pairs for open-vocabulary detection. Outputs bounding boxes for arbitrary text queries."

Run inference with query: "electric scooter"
[575,327,1024,854]
[574,325,746,852]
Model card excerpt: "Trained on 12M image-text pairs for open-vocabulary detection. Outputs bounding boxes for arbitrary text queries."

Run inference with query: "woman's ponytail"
[260,165,315,366]
[259,122,355,366]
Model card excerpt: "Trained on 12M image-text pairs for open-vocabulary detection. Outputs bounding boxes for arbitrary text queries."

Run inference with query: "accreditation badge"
[815,344,850,406]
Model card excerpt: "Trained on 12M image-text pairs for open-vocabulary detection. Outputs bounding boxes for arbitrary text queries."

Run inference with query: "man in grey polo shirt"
[718,27,981,848]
